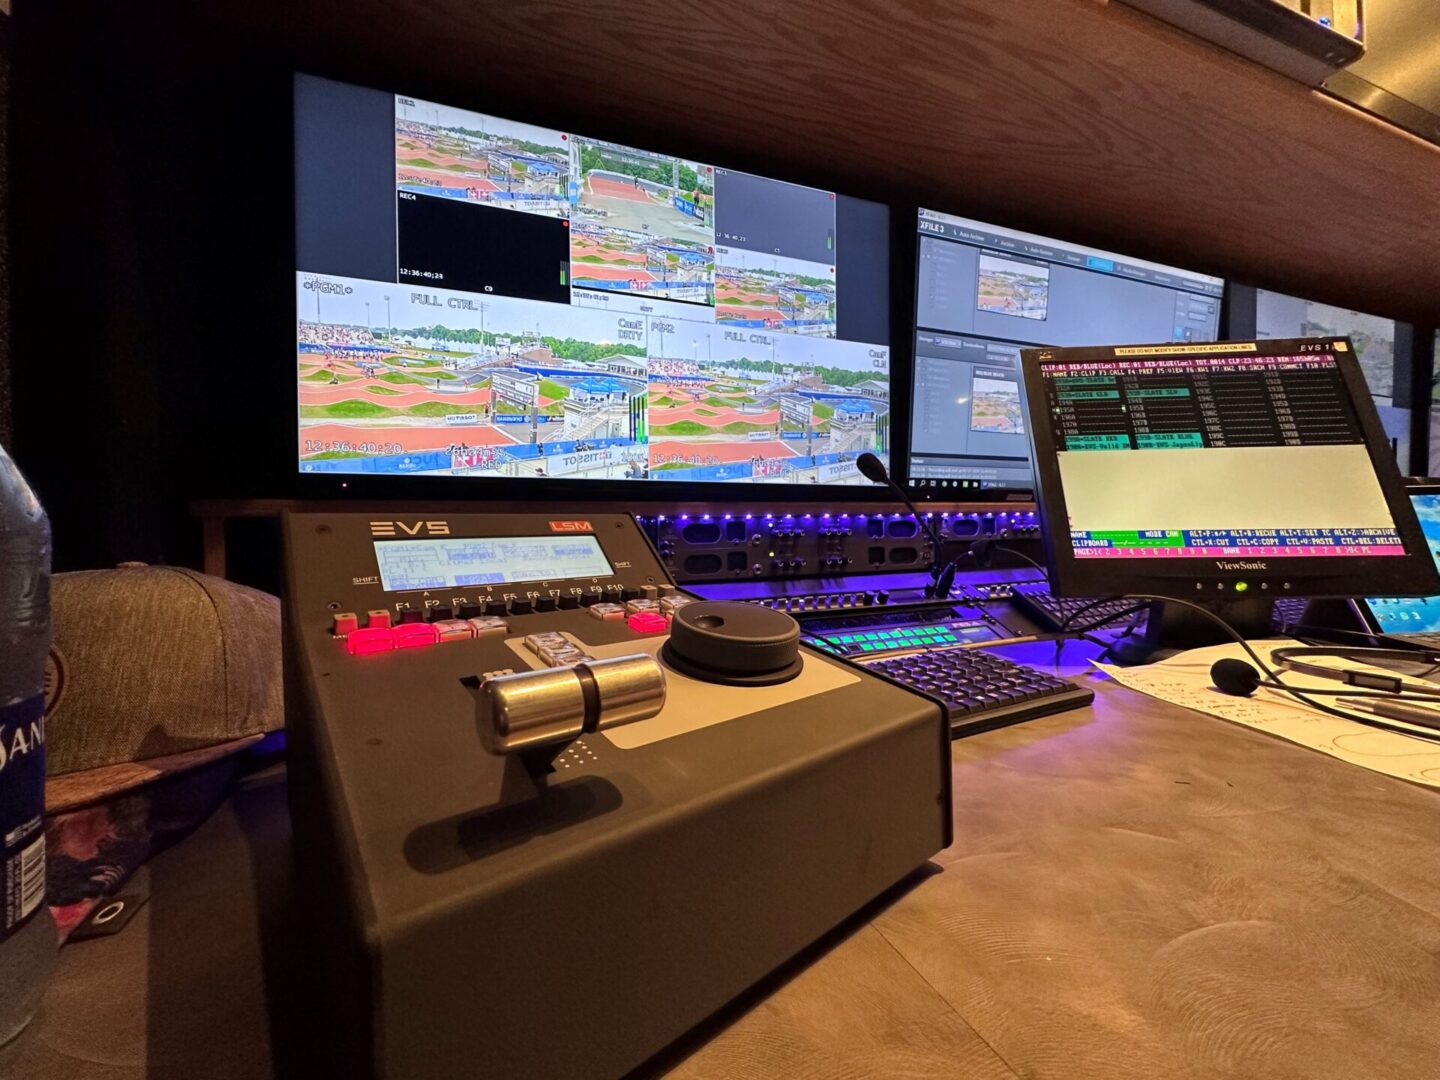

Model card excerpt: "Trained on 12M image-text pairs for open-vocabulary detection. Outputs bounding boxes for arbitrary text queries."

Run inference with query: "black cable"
[987,543,1048,575]
[1289,629,1440,683]
[1048,601,1151,663]
[1285,620,1437,651]
[1055,596,1147,635]
[1103,593,1440,744]
[945,531,1049,577]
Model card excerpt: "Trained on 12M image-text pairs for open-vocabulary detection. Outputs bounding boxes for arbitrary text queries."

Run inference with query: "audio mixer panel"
[641,508,1037,583]
[283,511,951,1080]
[683,556,1097,734]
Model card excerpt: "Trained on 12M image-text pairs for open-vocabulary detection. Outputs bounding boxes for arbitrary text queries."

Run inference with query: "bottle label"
[0,695,46,942]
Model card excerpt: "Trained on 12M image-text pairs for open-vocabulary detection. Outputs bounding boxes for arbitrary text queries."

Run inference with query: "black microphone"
[1211,658,1263,697]
[855,452,947,595]
[967,533,1000,568]
[853,451,893,487]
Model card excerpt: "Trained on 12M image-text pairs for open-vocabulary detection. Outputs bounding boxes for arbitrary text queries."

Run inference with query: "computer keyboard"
[863,646,1095,734]
[1010,586,1141,632]
[1270,597,1308,631]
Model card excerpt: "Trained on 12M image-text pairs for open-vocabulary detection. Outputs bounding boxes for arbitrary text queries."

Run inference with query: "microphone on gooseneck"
[855,453,947,597]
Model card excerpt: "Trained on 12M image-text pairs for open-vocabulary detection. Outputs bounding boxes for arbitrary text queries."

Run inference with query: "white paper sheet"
[1093,638,1440,788]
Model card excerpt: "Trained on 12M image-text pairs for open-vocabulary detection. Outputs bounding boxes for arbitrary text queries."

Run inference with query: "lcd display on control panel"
[374,535,614,591]
[295,74,892,486]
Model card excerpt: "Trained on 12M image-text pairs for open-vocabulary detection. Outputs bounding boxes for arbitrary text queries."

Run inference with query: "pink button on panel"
[393,623,440,649]
[345,627,394,655]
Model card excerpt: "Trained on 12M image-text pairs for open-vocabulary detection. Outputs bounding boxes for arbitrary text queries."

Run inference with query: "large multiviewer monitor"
[293,74,892,486]
[1230,287,1414,469]
[907,208,1224,495]
[1020,338,1440,601]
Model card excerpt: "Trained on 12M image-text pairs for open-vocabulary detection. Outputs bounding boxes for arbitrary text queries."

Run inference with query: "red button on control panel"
[626,611,668,634]
[346,627,395,655]
[393,623,440,649]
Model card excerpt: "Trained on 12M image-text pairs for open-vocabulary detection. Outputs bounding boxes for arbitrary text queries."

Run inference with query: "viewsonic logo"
[1215,560,1267,571]
[370,521,451,537]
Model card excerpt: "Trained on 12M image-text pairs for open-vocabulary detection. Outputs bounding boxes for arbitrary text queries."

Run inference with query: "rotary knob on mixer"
[661,602,802,686]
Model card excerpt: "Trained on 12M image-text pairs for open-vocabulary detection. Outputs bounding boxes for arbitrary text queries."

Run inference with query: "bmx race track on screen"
[297,277,650,481]
[297,275,890,484]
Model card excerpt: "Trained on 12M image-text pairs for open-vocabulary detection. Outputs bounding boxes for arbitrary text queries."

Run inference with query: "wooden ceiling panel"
[198,0,1440,321]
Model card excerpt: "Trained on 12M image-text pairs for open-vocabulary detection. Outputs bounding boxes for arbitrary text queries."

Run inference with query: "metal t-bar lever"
[474,654,666,778]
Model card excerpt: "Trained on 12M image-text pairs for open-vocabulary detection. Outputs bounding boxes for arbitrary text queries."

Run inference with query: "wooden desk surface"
[6,675,1437,1080]
[654,674,1440,1079]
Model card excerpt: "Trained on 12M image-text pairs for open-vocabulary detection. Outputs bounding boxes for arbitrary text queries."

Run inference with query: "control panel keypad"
[466,616,509,638]
[338,586,697,656]
[524,632,592,667]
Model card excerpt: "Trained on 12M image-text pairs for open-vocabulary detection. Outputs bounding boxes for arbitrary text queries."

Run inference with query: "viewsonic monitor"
[293,74,891,486]
[907,208,1224,495]
[1020,338,1440,602]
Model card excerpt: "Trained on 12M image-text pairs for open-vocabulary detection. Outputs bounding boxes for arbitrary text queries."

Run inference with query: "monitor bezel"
[1020,336,1440,600]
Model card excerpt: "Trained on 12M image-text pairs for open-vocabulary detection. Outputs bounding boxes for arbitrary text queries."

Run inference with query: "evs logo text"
[548,521,594,533]
[370,521,451,537]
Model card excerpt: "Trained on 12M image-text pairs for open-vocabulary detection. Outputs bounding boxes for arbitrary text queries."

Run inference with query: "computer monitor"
[293,74,892,486]
[1361,484,1440,640]
[1244,288,1413,469]
[1431,330,1440,475]
[1019,338,1440,604]
[907,208,1224,495]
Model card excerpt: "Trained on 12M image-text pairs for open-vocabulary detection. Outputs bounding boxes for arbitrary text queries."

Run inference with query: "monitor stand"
[1106,596,1276,666]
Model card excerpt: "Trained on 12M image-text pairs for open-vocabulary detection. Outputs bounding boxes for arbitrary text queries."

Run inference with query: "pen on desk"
[1337,697,1440,731]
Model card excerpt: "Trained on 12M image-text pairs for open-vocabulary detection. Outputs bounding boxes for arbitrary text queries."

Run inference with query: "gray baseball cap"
[43,566,282,811]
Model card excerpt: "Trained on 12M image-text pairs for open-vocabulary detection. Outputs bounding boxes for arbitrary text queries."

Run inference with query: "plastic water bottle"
[0,443,56,1044]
